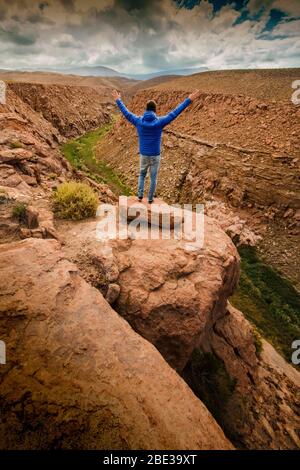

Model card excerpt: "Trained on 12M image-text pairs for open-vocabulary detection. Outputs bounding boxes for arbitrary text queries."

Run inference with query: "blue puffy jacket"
[116,97,192,156]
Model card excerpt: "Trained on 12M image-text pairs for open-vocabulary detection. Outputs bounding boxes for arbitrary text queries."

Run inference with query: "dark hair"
[146,100,157,112]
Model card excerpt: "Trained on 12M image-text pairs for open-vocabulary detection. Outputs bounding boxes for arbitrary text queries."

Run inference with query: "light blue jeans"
[138,154,160,201]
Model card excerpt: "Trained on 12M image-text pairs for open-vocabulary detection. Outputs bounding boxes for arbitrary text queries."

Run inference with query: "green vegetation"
[61,123,132,196]
[10,140,24,149]
[52,181,99,220]
[47,173,58,180]
[252,327,263,358]
[231,246,300,363]
[12,202,27,223]
[0,188,7,204]
[183,350,236,424]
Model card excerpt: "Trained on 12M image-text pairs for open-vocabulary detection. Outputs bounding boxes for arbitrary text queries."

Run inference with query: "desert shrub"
[52,181,98,220]
[0,188,7,204]
[252,327,263,358]
[10,140,24,149]
[12,202,27,222]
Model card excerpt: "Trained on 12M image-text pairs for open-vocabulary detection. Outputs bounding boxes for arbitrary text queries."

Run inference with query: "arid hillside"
[126,74,179,96]
[152,68,300,101]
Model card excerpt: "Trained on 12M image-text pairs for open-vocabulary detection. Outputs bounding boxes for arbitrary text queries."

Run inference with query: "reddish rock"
[110,203,240,373]
[204,303,300,449]
[0,238,233,450]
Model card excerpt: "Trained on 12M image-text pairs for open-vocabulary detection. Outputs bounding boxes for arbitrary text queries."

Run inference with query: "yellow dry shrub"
[52,181,98,220]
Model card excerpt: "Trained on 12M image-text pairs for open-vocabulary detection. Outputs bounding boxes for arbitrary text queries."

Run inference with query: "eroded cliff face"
[9,82,112,138]
[97,90,300,215]
[193,303,300,449]
[0,87,115,243]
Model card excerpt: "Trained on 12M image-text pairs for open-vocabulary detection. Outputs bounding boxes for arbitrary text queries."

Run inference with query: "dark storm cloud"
[0,27,37,45]
[27,12,54,24]
[84,0,169,33]
[39,2,49,11]
[60,0,75,12]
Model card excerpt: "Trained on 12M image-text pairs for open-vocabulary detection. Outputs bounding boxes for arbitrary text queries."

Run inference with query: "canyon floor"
[0,69,299,450]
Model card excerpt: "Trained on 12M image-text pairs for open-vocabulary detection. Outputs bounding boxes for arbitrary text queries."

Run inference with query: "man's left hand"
[112,89,121,101]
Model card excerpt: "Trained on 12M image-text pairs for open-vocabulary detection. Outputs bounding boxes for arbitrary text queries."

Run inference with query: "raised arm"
[158,89,201,128]
[112,89,138,126]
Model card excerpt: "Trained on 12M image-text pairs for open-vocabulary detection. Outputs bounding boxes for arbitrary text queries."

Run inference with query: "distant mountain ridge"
[0,65,209,81]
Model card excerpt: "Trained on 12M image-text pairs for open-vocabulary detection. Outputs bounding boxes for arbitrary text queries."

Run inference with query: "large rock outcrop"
[57,197,240,373]
[0,238,233,450]
[56,200,300,450]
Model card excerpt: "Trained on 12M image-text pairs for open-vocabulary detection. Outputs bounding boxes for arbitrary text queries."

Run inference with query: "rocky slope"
[0,238,232,450]
[0,70,136,95]
[152,68,300,101]
[9,82,111,138]
[0,85,115,244]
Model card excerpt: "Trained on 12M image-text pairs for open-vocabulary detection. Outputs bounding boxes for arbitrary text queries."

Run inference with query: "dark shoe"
[137,196,143,202]
[148,199,154,204]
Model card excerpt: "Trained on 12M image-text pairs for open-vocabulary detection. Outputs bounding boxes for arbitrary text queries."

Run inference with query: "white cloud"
[0,0,299,73]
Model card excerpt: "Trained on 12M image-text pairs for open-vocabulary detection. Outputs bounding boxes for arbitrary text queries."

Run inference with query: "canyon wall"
[9,82,112,137]
[97,90,300,218]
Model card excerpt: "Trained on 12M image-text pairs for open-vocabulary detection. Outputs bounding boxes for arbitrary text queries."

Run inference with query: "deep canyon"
[0,69,299,450]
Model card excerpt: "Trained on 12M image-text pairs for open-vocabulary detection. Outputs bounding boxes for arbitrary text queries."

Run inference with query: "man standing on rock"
[112,89,201,203]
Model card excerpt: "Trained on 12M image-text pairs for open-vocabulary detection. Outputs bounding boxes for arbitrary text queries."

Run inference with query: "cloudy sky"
[0,0,299,73]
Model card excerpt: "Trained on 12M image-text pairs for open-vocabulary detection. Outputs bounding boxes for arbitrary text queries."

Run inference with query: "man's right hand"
[112,89,121,101]
[188,89,201,101]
